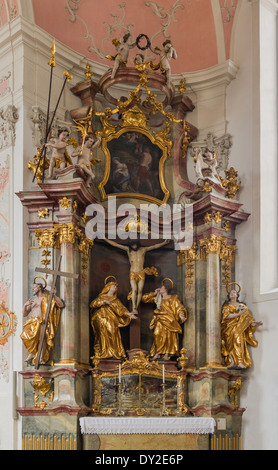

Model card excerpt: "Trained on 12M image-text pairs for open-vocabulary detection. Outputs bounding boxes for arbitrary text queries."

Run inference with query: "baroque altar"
[16,34,260,451]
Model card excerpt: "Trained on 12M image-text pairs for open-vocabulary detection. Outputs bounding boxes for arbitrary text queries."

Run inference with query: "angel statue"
[221,282,263,369]
[195,147,222,186]
[46,128,72,179]
[142,278,187,360]
[149,39,177,84]
[106,32,137,79]
[71,134,101,187]
[90,276,137,360]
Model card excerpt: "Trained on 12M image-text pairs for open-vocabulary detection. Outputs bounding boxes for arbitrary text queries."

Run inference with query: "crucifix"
[34,255,79,369]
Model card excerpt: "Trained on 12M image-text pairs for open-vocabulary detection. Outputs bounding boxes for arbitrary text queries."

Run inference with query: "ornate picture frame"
[98,106,171,206]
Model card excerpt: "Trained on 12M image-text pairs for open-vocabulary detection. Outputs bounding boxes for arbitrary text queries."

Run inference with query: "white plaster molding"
[30,105,47,147]
[16,0,35,23]
[177,59,239,91]
[260,0,278,15]
[0,71,11,97]
[189,132,232,174]
[211,0,226,63]
[230,0,246,61]
[0,105,18,150]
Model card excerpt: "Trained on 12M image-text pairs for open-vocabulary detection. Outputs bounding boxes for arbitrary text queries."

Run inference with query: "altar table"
[80,417,216,450]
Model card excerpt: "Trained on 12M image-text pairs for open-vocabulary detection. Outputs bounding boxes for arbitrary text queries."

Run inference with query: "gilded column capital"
[54,223,80,246]
[199,234,236,262]
[199,234,223,258]
[35,228,56,248]
[199,234,236,261]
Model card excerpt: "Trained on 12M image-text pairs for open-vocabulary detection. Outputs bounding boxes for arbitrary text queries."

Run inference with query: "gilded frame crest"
[98,106,171,206]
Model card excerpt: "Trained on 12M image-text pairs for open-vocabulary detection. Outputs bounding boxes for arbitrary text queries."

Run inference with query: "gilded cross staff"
[42,40,56,182]
[34,255,79,369]
[33,68,73,183]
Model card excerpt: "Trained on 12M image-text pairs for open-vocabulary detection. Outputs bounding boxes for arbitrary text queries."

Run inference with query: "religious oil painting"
[99,130,170,205]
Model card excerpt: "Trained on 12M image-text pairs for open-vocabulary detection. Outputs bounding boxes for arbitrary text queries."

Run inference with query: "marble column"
[56,221,80,365]
[199,235,224,368]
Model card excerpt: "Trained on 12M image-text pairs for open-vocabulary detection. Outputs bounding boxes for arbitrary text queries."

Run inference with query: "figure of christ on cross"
[104,238,170,313]
[33,255,79,369]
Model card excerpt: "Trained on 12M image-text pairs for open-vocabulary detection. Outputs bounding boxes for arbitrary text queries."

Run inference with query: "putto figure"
[46,128,72,179]
[20,276,64,364]
[221,283,263,369]
[106,32,137,79]
[90,276,137,360]
[150,39,177,84]
[143,278,187,360]
[71,134,101,186]
[195,147,222,185]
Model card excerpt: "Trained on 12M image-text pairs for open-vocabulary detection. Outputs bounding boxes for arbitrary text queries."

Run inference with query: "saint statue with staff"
[20,276,64,365]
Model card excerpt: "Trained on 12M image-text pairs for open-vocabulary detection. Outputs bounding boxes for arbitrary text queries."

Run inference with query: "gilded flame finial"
[48,39,56,67]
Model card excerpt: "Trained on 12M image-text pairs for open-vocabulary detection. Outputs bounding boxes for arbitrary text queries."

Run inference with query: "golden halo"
[104,276,117,285]
[161,278,174,289]
[33,276,47,289]
[226,282,241,294]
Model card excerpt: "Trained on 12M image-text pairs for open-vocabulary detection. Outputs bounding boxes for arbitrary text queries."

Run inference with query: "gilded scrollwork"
[228,378,242,407]
[177,244,198,290]
[31,374,54,410]
[220,167,241,199]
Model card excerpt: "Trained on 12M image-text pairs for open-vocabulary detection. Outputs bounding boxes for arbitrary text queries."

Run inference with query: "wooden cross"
[34,255,79,369]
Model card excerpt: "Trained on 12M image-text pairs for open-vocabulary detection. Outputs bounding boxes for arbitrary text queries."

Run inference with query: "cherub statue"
[46,128,72,179]
[149,39,177,84]
[142,278,187,360]
[71,134,101,186]
[221,282,263,369]
[106,32,137,79]
[195,147,222,185]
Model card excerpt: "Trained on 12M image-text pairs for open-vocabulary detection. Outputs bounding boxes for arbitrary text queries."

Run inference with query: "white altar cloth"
[79,417,216,435]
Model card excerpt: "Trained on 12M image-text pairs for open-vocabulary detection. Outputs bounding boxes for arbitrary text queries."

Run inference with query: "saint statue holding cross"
[20,255,78,368]
[20,276,64,365]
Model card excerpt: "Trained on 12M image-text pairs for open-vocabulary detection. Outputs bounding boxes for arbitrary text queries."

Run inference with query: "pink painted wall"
[0,0,18,26]
[31,0,238,73]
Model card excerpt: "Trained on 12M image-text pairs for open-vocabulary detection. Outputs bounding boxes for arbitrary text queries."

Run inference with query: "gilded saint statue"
[221,283,263,369]
[143,278,187,360]
[104,238,170,313]
[90,276,137,360]
[20,277,64,364]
